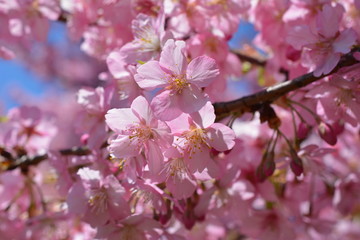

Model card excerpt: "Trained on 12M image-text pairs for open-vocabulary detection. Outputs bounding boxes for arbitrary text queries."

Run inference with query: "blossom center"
[164,158,188,181]
[121,225,137,240]
[136,26,161,52]
[128,124,154,142]
[181,127,209,155]
[88,188,108,214]
[167,76,189,93]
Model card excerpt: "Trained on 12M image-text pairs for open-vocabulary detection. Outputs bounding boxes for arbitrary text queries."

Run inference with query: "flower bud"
[318,122,337,145]
[289,148,303,176]
[331,120,344,135]
[297,122,310,140]
[256,151,275,182]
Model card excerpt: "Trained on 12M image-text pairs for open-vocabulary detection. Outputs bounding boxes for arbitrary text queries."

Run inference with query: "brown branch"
[57,11,69,23]
[59,147,92,156]
[231,50,266,67]
[214,49,360,121]
[231,50,289,77]
[1,146,91,172]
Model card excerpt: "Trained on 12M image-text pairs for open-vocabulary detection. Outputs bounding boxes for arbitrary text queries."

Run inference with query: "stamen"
[163,158,188,182]
[181,127,210,156]
[127,124,154,150]
[166,75,190,94]
[88,188,108,214]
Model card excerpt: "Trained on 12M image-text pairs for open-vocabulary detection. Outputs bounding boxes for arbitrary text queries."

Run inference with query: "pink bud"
[331,120,344,135]
[286,45,301,62]
[159,213,171,225]
[256,151,275,182]
[297,122,310,140]
[318,122,337,145]
[80,134,89,144]
[290,149,303,176]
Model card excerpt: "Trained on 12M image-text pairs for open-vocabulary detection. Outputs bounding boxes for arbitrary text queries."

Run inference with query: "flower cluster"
[1,0,360,240]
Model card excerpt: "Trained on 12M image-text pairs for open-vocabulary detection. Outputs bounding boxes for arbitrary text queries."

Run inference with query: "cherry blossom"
[287,4,357,76]
[1,0,360,239]
[135,39,219,120]
[67,167,130,227]
[105,96,172,174]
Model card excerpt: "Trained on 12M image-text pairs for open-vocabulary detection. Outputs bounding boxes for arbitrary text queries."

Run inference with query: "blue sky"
[0,22,66,111]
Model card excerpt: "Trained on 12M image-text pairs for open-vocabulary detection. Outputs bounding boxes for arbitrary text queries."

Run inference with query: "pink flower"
[159,147,197,199]
[96,214,162,240]
[306,75,360,127]
[111,13,170,65]
[287,4,357,76]
[2,0,60,41]
[333,174,360,215]
[76,86,113,147]
[106,58,144,102]
[105,96,173,174]
[67,168,130,227]
[1,106,57,155]
[200,0,250,37]
[135,39,219,120]
[168,102,235,174]
[130,180,167,215]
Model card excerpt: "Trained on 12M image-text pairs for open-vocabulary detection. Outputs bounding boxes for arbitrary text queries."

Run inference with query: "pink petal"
[105,108,138,132]
[77,167,102,182]
[107,51,128,78]
[167,174,197,199]
[190,101,215,128]
[67,182,87,215]
[287,25,318,50]
[283,5,309,22]
[166,113,191,132]
[108,135,141,158]
[313,53,340,77]
[135,61,169,90]
[206,123,235,151]
[84,207,109,227]
[347,100,360,122]
[130,96,153,124]
[333,29,357,54]
[187,56,219,87]
[38,0,61,20]
[159,39,187,75]
[151,90,182,121]
[146,141,164,175]
[177,85,209,114]
[106,176,131,220]
[316,4,343,39]
[185,147,211,173]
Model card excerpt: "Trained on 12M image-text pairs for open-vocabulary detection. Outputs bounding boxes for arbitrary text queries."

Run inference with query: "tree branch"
[231,50,289,77]
[231,50,266,67]
[1,147,91,172]
[214,49,360,121]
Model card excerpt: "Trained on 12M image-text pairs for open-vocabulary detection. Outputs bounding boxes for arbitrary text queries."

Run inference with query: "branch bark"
[2,147,91,172]
[214,49,360,121]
